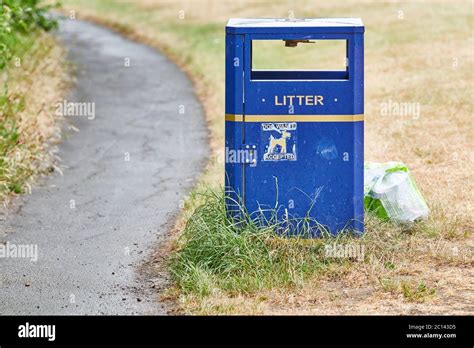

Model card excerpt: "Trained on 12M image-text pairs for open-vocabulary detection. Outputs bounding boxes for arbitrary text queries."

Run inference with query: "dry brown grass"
[1,32,69,205]
[167,211,473,315]
[59,0,473,315]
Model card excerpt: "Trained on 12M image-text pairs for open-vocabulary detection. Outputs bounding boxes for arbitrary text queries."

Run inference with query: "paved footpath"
[0,18,208,314]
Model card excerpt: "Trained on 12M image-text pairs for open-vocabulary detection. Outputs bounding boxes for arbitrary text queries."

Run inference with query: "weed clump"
[0,1,61,199]
[170,189,359,297]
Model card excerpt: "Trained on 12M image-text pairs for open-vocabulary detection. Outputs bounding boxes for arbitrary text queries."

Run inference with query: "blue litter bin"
[225,18,365,235]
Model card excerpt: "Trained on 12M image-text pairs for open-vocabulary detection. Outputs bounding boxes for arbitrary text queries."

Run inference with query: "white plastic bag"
[364,162,429,223]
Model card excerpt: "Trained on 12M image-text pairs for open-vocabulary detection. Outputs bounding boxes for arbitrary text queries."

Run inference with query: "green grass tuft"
[0,1,61,199]
[170,189,359,298]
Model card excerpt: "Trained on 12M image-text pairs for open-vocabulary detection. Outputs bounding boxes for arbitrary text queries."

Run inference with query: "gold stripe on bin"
[225,114,364,122]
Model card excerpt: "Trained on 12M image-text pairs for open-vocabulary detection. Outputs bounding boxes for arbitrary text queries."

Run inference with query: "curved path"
[0,18,208,314]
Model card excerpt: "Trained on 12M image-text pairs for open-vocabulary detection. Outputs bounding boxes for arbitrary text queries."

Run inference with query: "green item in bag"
[364,162,429,223]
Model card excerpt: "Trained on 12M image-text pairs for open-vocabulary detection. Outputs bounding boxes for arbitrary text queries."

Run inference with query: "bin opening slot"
[251,39,348,80]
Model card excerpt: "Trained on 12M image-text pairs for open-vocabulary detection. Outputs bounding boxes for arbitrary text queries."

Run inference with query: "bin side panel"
[352,33,364,114]
[352,120,364,232]
[351,32,364,232]
[225,34,245,217]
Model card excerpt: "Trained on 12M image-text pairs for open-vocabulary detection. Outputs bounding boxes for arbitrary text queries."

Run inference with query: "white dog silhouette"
[266,130,291,154]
